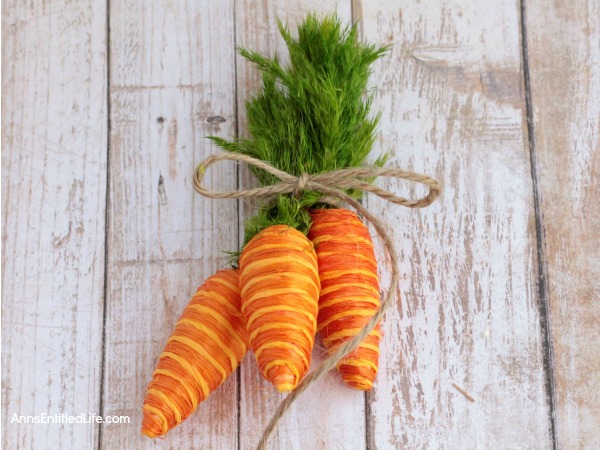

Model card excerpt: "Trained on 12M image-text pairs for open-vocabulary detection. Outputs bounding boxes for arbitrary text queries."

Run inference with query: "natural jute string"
[193,152,440,450]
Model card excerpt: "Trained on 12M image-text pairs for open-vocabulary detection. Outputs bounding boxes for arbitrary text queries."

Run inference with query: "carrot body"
[239,225,320,392]
[142,269,249,438]
[308,208,381,391]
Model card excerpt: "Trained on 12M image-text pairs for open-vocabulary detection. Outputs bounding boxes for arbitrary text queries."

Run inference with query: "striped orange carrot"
[142,269,249,438]
[307,208,381,391]
[239,225,320,392]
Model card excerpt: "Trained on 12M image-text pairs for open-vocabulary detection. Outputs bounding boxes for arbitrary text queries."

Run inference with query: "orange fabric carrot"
[308,208,381,391]
[239,225,320,392]
[142,269,249,438]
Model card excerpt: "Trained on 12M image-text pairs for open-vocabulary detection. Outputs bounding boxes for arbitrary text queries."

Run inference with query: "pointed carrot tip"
[141,409,164,439]
[270,367,299,392]
[274,382,296,393]
[342,379,373,391]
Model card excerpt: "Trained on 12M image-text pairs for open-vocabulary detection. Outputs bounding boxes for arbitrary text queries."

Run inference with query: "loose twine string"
[193,153,440,450]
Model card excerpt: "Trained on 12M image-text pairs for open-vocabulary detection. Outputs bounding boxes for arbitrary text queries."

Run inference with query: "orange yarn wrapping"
[308,208,382,391]
[142,269,249,438]
[239,225,320,393]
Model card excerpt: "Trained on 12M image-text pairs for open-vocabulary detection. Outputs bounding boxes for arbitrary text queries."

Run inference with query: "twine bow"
[193,152,440,450]
[194,152,439,208]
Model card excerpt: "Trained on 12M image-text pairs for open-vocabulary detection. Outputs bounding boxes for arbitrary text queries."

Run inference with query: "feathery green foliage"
[211,14,389,244]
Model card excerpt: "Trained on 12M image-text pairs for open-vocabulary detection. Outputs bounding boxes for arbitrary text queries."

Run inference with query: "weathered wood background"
[2,1,598,449]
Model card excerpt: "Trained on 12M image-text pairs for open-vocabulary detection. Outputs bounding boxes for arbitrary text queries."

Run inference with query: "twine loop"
[193,152,440,450]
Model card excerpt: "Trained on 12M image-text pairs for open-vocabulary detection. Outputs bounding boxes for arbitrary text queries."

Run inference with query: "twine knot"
[294,172,310,197]
[193,151,440,450]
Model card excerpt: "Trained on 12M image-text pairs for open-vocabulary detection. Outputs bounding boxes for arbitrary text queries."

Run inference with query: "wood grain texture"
[526,1,600,448]
[101,1,240,448]
[357,1,553,448]
[5,1,599,449]
[234,2,370,449]
[1,1,108,449]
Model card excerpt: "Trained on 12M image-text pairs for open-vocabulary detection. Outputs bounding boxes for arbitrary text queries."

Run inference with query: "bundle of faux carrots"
[142,14,395,438]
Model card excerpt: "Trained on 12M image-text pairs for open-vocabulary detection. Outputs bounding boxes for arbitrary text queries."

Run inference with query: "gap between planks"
[97,0,112,448]
[518,1,558,448]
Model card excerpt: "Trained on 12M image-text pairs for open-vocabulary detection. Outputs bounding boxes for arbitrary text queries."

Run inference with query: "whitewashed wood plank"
[357,1,553,448]
[234,3,374,449]
[526,1,600,448]
[1,1,107,449]
[101,1,240,449]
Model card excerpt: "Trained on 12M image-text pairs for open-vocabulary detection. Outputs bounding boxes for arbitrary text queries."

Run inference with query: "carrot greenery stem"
[210,13,390,244]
